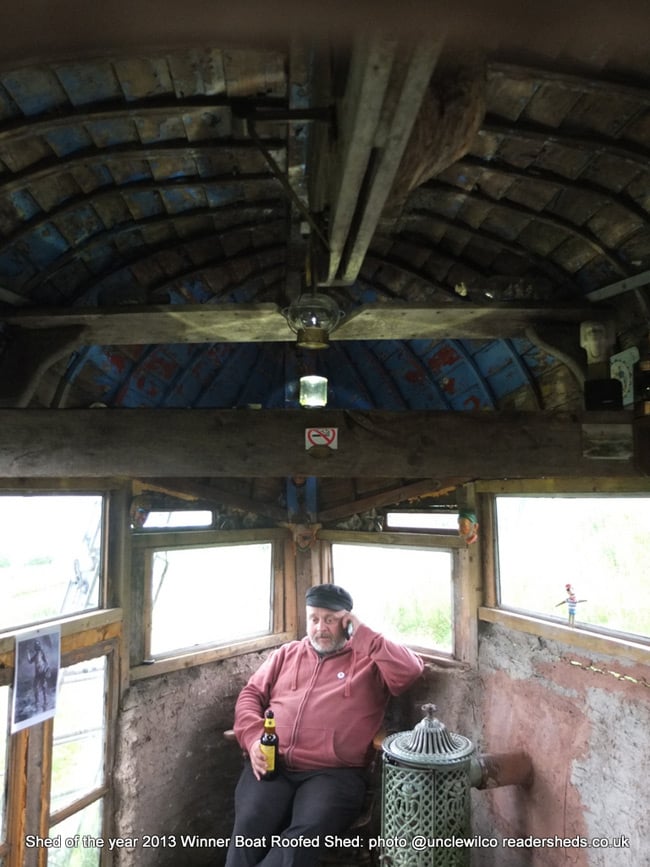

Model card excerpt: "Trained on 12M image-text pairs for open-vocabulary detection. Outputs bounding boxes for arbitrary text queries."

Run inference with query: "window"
[48,655,109,867]
[385,511,458,532]
[0,686,8,852]
[140,510,212,529]
[0,627,119,867]
[132,528,290,669]
[496,495,650,639]
[148,541,274,656]
[0,495,104,632]
[331,543,454,653]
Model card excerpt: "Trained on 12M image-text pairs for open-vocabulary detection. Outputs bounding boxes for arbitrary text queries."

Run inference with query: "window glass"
[496,496,650,637]
[141,510,212,529]
[48,798,102,867]
[386,512,458,531]
[50,657,106,814]
[331,544,453,652]
[0,686,7,844]
[0,495,103,632]
[150,542,273,656]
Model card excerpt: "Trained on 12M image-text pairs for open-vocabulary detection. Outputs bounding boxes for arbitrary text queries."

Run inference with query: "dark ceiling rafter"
[24,206,288,297]
[154,345,213,407]
[480,118,650,176]
[132,476,289,523]
[0,38,649,456]
[361,250,469,301]
[191,343,259,408]
[421,177,632,277]
[317,477,471,523]
[0,138,287,198]
[500,337,543,409]
[111,343,165,405]
[396,339,454,409]
[345,342,409,410]
[0,95,286,147]
[399,214,579,292]
[319,343,375,409]
[448,339,498,408]
[0,175,281,266]
[66,239,287,307]
[21,202,288,295]
[145,241,286,298]
[487,61,650,107]
[454,155,650,227]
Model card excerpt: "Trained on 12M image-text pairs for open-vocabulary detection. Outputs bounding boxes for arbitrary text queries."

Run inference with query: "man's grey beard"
[309,635,347,655]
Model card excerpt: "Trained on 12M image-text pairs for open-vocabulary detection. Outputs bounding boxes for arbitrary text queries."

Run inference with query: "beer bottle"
[260,708,278,781]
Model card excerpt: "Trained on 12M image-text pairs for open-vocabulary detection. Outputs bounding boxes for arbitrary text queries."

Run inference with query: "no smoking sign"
[305,427,338,450]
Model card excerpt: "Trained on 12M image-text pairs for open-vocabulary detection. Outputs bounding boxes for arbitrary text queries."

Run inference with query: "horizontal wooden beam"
[0,408,638,479]
[317,477,466,522]
[1,301,607,345]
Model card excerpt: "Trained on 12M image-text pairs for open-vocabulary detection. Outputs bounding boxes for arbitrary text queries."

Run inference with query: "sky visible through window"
[497,496,650,638]
[149,542,273,655]
[0,495,103,632]
[332,543,453,652]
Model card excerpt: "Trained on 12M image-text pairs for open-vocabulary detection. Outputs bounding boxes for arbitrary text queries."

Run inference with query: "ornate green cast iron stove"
[381,704,475,867]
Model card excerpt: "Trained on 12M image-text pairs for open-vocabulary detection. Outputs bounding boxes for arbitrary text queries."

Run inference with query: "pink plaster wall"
[473,623,649,866]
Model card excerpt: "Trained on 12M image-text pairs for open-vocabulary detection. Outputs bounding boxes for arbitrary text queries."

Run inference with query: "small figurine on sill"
[458,510,479,545]
[556,583,587,626]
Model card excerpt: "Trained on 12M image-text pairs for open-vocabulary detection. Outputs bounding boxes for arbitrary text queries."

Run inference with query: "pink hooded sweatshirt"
[233,623,423,770]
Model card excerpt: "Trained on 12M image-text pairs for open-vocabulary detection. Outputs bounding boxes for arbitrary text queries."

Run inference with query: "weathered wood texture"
[1,302,607,344]
[0,408,638,478]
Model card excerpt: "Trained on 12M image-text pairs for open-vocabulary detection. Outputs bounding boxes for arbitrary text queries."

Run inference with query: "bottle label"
[260,743,276,771]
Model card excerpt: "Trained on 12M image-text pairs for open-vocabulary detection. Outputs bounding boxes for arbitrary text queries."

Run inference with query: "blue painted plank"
[53,62,122,106]
[1,68,68,115]
[44,126,93,157]
[20,224,70,268]
[8,190,41,221]
[196,344,260,407]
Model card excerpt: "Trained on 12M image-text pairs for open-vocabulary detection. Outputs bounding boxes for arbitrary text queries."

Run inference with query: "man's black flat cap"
[305,584,353,612]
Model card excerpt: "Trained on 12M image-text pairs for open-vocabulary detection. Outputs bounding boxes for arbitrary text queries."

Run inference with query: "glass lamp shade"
[284,292,343,349]
[299,375,328,407]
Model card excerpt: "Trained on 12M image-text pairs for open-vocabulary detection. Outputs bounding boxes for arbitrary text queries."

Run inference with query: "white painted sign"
[305,427,338,450]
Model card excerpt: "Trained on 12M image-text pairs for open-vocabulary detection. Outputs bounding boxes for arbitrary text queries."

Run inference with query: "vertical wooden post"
[106,485,131,695]
[5,729,28,867]
[454,486,482,664]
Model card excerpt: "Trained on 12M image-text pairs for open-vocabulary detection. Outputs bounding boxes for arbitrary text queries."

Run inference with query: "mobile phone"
[345,621,354,640]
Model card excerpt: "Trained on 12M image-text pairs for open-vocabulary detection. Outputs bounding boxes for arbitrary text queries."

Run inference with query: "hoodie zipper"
[284,648,323,767]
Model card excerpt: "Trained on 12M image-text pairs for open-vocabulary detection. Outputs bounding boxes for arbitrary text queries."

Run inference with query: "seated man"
[225,583,423,867]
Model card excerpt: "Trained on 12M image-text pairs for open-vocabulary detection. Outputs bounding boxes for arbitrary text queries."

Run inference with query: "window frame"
[477,479,650,665]
[0,490,108,636]
[130,527,294,679]
[0,610,121,867]
[48,643,118,848]
[318,529,470,662]
[0,679,13,863]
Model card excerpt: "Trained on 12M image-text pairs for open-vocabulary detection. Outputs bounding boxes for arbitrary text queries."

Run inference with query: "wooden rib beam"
[488,62,650,106]
[1,302,611,346]
[0,408,637,479]
[320,36,443,285]
[0,95,283,146]
[317,477,468,522]
[0,140,286,198]
[421,178,630,277]
[481,119,650,175]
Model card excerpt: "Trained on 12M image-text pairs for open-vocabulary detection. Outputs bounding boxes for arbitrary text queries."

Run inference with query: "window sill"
[130,630,295,680]
[478,606,650,663]
[0,609,122,660]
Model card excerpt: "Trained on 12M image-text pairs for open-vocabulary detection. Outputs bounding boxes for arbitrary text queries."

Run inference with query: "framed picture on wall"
[11,625,61,732]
